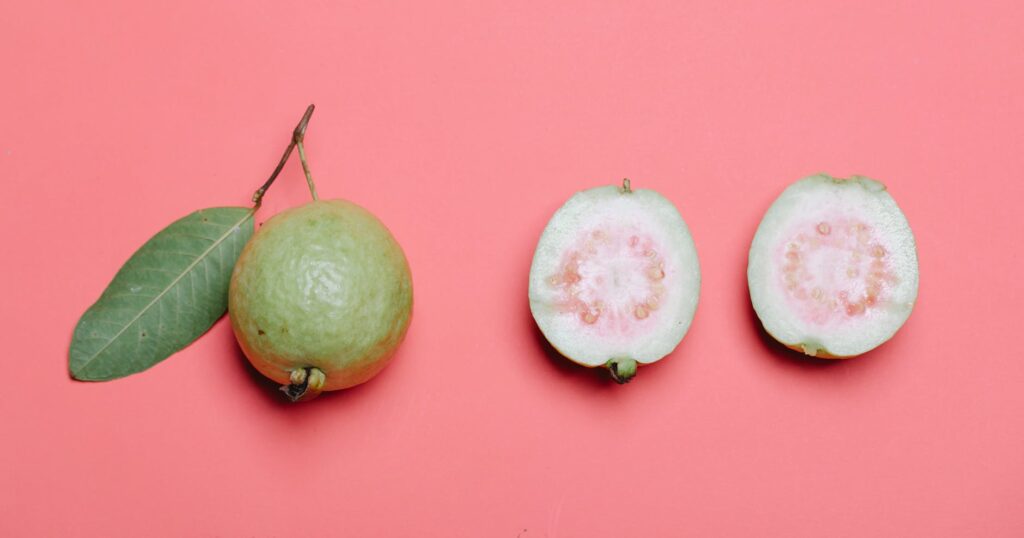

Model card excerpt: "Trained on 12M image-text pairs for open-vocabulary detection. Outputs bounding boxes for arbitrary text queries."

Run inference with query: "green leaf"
[69,207,255,381]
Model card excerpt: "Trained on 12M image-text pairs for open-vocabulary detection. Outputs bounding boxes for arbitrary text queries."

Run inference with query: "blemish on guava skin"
[778,218,897,324]
[257,329,266,336]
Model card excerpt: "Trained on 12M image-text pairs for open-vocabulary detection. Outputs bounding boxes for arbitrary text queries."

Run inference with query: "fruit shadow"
[741,269,883,372]
[526,302,670,391]
[228,338,382,411]
[747,303,838,371]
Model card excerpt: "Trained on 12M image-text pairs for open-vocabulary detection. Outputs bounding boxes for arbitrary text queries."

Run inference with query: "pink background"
[2,1,1023,536]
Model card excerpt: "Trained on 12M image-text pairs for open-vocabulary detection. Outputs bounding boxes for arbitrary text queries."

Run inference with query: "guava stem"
[251,104,316,206]
[295,138,319,201]
[622,178,632,193]
[606,358,638,384]
[280,366,326,402]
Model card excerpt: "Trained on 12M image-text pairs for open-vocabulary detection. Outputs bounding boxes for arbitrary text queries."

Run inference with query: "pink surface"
[2,1,1023,536]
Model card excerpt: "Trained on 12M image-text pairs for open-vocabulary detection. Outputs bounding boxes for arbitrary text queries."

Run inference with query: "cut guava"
[528,179,701,382]
[747,174,919,358]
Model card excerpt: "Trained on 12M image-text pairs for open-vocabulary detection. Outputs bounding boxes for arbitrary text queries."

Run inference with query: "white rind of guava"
[529,184,701,368]
[747,174,919,357]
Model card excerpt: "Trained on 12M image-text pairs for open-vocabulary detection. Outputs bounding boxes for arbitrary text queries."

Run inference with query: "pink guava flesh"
[548,228,668,337]
[777,217,898,326]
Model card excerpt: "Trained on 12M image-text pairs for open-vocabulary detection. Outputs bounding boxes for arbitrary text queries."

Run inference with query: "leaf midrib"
[73,209,254,376]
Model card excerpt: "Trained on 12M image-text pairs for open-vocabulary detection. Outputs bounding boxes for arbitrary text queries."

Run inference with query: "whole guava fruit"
[229,199,412,400]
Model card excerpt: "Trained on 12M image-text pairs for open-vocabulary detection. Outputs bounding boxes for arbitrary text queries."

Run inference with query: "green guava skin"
[229,199,413,391]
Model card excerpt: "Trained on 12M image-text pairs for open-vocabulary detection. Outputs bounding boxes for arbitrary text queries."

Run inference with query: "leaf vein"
[73,209,254,376]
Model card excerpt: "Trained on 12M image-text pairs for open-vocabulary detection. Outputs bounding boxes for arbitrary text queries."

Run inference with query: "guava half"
[229,199,413,400]
[747,174,918,358]
[528,180,701,383]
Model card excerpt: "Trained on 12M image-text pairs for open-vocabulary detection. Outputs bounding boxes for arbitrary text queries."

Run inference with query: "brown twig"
[251,104,316,206]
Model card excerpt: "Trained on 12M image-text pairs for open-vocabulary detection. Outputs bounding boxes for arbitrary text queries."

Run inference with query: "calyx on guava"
[528,179,701,383]
[747,174,918,358]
